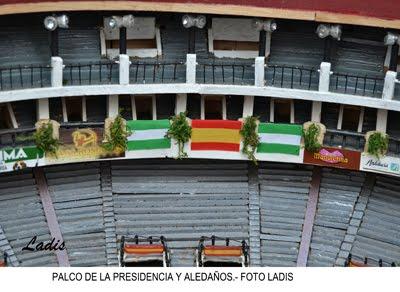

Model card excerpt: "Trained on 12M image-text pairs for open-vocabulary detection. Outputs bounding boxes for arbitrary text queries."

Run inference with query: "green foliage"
[102,115,131,153]
[240,116,260,164]
[367,132,388,158]
[34,122,60,156]
[166,112,192,159]
[303,123,322,153]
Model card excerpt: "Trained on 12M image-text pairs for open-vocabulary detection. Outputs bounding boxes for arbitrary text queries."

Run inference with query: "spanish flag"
[191,120,242,152]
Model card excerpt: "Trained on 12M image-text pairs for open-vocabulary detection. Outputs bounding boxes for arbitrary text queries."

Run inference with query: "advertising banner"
[359,153,400,176]
[44,127,125,164]
[0,146,44,173]
[303,147,361,170]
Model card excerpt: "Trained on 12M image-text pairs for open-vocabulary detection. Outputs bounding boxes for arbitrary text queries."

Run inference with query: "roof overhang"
[0,0,400,29]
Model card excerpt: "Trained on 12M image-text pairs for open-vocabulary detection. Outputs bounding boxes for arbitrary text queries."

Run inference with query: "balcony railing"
[329,73,384,98]
[59,121,105,129]
[63,61,119,86]
[0,122,106,148]
[388,137,400,156]
[0,65,51,91]
[324,129,365,151]
[196,62,254,85]
[324,128,400,156]
[129,61,186,84]
[265,65,319,90]
[1,55,400,105]
[0,127,36,147]
[394,78,400,101]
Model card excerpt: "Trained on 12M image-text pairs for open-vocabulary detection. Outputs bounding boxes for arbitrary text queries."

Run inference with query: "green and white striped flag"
[127,120,171,151]
[257,123,302,156]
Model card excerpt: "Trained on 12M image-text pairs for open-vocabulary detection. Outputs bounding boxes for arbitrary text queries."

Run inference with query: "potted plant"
[303,121,326,153]
[34,120,60,156]
[365,131,389,158]
[166,112,192,159]
[240,116,260,164]
[102,115,131,154]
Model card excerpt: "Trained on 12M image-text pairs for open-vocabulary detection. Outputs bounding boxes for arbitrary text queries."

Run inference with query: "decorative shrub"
[367,131,388,158]
[240,116,260,164]
[102,115,131,153]
[166,112,192,159]
[303,122,322,153]
[34,122,60,156]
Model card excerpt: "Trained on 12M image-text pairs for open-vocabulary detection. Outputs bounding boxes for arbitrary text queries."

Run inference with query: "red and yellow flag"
[191,120,242,152]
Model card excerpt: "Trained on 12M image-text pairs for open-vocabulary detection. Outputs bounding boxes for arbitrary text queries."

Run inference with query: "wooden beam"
[0,2,400,29]
[297,166,322,267]
[33,168,70,267]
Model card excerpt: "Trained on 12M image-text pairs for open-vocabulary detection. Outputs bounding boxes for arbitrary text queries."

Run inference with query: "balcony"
[265,64,319,91]
[0,127,36,148]
[0,65,51,91]
[129,60,186,84]
[0,121,105,148]
[0,54,399,114]
[196,61,254,85]
[329,73,384,98]
[324,128,400,157]
[63,61,119,86]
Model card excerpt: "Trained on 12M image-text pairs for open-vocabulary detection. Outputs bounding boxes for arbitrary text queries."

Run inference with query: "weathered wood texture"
[111,159,250,267]
[34,167,70,266]
[307,168,365,266]
[258,163,313,267]
[1,159,400,267]
[100,161,118,266]
[0,224,19,266]
[335,173,375,266]
[248,163,261,266]
[349,174,400,266]
[297,166,321,267]
[44,163,107,266]
[0,169,57,266]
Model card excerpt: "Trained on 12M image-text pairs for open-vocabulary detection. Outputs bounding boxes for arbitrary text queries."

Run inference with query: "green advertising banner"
[0,146,44,173]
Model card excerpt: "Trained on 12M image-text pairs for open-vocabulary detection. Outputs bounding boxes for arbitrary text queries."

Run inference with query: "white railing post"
[51,56,63,87]
[254,57,265,87]
[118,54,130,85]
[186,54,197,84]
[318,62,331,92]
[382,70,397,100]
[311,62,332,122]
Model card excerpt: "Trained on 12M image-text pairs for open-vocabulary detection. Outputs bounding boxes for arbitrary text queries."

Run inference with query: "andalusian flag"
[127,120,171,150]
[191,120,242,152]
[257,123,302,155]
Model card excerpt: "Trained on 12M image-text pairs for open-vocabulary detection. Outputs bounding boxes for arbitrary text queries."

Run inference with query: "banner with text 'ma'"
[0,146,44,173]
[126,119,173,158]
[255,123,304,163]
